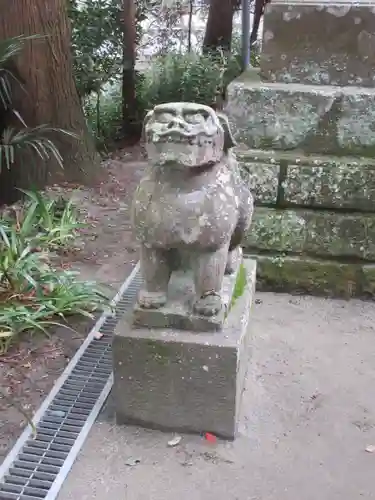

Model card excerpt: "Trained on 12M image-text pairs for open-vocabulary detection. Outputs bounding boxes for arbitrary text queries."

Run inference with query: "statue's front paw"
[138,290,167,309]
[193,292,222,317]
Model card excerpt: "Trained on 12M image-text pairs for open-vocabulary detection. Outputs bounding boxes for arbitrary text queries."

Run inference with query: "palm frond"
[0,126,79,172]
[0,35,45,110]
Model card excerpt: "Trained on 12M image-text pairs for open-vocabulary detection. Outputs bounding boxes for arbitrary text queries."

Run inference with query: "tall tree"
[122,0,139,140]
[0,0,101,197]
[203,0,240,55]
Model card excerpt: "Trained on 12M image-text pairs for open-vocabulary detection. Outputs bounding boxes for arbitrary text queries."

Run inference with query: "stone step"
[226,77,375,157]
[248,253,375,299]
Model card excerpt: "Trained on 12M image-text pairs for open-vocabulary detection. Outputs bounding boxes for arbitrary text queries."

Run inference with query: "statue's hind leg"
[137,245,171,309]
[192,244,229,316]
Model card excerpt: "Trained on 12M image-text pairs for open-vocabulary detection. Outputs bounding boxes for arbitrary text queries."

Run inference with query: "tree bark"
[0,0,101,204]
[122,0,139,140]
[250,0,271,47]
[203,0,240,55]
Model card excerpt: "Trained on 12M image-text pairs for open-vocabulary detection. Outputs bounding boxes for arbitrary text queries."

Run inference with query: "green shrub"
[223,34,261,88]
[82,37,261,148]
[136,41,259,118]
[83,86,122,150]
[137,51,228,113]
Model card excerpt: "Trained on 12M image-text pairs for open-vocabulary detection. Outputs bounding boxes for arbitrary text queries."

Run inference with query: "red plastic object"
[205,432,217,443]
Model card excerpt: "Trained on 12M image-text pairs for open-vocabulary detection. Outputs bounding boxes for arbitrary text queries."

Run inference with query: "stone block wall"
[235,144,375,297]
[226,86,375,298]
[235,146,375,298]
[225,0,375,299]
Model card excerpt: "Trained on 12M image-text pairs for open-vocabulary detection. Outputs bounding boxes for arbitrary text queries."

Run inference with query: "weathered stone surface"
[252,254,360,298]
[227,80,337,152]
[132,102,253,321]
[304,212,371,260]
[245,207,375,260]
[132,253,241,332]
[245,208,306,253]
[226,79,375,156]
[362,265,375,297]
[113,258,256,440]
[236,151,279,204]
[235,148,375,210]
[284,158,375,211]
[261,0,375,88]
[338,92,375,153]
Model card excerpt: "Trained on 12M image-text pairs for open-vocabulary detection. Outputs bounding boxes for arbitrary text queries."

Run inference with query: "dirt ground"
[0,146,146,464]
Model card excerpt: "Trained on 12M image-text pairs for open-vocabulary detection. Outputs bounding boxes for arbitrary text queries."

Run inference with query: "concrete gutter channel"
[0,263,141,500]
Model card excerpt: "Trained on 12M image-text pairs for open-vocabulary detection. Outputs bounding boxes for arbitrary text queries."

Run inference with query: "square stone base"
[113,258,256,440]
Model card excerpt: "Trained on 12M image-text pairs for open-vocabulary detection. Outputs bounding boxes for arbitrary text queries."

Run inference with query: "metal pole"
[241,0,251,71]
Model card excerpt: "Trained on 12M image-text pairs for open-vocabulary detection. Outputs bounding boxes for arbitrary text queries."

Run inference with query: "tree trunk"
[122,0,139,141]
[203,0,239,55]
[250,0,271,47]
[0,0,101,204]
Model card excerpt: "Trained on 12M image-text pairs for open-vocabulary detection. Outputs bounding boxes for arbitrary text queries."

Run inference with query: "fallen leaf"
[365,445,375,453]
[204,432,217,443]
[168,435,182,447]
[49,410,66,418]
[125,457,141,466]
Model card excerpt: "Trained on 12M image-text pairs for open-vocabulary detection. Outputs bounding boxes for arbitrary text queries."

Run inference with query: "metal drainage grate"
[0,263,142,500]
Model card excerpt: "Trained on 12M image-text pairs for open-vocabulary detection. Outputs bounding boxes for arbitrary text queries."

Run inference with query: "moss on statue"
[228,263,247,313]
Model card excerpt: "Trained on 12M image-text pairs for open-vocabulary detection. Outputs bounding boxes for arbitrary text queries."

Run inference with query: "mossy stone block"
[245,207,375,260]
[236,153,279,205]
[251,254,360,298]
[245,208,306,253]
[284,160,375,211]
[226,79,375,157]
[361,265,375,297]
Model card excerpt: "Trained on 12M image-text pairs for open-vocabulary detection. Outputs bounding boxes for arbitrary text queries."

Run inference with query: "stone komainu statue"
[132,102,253,317]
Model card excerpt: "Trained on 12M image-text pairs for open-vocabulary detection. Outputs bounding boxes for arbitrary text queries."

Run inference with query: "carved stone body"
[132,102,253,317]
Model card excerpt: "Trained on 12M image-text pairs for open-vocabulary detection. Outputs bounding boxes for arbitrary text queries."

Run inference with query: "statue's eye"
[157,113,175,123]
[184,113,205,124]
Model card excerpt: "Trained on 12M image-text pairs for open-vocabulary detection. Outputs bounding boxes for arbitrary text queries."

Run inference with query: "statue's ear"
[216,112,236,153]
[142,109,154,143]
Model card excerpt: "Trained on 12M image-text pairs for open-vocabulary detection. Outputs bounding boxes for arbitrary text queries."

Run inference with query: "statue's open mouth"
[149,130,215,146]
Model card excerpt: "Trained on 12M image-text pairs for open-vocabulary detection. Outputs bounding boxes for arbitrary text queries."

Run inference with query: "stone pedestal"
[113,258,256,439]
[225,0,375,298]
